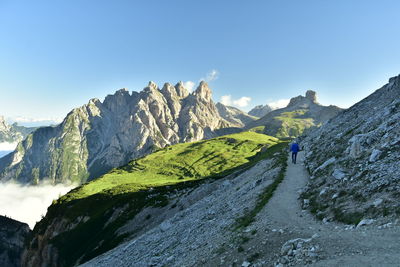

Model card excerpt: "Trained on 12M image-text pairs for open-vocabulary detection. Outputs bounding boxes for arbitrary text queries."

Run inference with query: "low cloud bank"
[0,142,18,151]
[0,182,77,229]
[9,116,63,127]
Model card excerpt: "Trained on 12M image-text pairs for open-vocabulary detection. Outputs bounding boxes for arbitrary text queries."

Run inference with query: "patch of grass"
[248,126,266,133]
[332,208,363,225]
[234,142,288,230]
[240,235,251,244]
[274,110,315,138]
[353,192,367,202]
[247,252,261,262]
[309,196,329,216]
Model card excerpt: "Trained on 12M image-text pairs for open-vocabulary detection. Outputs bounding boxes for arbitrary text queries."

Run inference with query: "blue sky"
[1,0,400,124]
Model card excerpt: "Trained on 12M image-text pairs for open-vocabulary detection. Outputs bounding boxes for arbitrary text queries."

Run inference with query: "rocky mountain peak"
[305,90,317,103]
[144,81,159,92]
[287,90,318,108]
[388,73,400,84]
[193,81,212,101]
[175,81,190,98]
[161,83,177,96]
[248,104,273,117]
[0,81,248,184]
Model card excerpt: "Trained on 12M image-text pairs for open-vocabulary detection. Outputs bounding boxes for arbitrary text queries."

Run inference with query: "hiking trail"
[262,151,400,266]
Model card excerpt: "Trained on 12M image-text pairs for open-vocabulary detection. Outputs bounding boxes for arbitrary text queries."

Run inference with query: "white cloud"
[220,95,252,108]
[0,142,18,151]
[220,95,232,106]
[183,81,195,92]
[0,182,77,229]
[8,116,63,127]
[267,99,290,109]
[201,69,219,82]
[233,96,252,108]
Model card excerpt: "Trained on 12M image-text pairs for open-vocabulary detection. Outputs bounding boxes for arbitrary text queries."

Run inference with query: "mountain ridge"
[0,81,250,185]
[246,90,343,138]
[0,116,37,144]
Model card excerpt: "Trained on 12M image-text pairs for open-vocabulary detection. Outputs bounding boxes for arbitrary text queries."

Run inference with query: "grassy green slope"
[273,110,315,138]
[60,132,279,202]
[33,132,286,266]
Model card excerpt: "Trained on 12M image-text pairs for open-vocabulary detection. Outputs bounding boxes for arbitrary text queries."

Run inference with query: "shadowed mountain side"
[0,215,30,267]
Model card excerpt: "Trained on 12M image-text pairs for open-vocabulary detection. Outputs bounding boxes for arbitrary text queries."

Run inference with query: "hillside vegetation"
[245,90,342,138]
[25,132,285,267]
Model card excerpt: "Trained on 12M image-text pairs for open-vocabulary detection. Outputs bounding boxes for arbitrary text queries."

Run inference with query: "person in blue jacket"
[290,141,300,164]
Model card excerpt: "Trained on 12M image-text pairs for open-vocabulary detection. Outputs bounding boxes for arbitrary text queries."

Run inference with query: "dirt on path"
[262,151,400,266]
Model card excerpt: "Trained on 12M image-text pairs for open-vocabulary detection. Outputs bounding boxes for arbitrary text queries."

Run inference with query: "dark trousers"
[292,152,298,164]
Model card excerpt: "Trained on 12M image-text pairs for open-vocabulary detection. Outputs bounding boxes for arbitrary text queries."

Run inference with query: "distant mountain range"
[0,116,37,144]
[248,104,273,117]
[246,90,343,138]
[0,81,254,185]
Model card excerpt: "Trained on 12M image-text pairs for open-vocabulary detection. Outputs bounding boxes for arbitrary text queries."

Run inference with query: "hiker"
[290,141,300,164]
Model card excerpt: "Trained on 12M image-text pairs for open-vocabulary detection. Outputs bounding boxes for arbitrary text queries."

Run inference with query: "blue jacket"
[290,143,300,153]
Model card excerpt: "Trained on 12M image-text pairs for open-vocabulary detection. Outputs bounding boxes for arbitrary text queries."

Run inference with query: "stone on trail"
[357,219,375,228]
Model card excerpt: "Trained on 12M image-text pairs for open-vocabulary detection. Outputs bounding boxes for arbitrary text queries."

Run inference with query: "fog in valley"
[0,182,77,228]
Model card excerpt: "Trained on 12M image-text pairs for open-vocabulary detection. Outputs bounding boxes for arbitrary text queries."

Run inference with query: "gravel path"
[264,151,400,266]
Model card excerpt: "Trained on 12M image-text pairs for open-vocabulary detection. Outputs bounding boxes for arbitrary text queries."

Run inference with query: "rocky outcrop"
[0,216,31,267]
[245,91,342,138]
[248,104,273,117]
[0,81,238,185]
[301,75,400,224]
[216,102,257,127]
[0,116,36,144]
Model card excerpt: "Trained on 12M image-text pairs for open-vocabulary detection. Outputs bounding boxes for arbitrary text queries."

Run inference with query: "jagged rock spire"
[305,90,317,103]
[193,81,212,101]
[175,81,189,98]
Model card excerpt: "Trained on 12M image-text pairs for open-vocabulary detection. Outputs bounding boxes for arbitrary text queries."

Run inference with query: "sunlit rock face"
[0,81,242,184]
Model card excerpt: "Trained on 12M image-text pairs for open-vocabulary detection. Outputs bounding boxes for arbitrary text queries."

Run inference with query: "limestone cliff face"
[301,75,400,223]
[215,102,257,128]
[0,82,237,184]
[245,90,342,138]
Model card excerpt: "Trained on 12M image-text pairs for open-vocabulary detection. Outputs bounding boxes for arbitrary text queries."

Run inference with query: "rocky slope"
[0,81,240,185]
[246,90,342,138]
[248,104,273,117]
[300,74,400,225]
[0,216,30,267]
[0,116,36,144]
[215,102,257,127]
